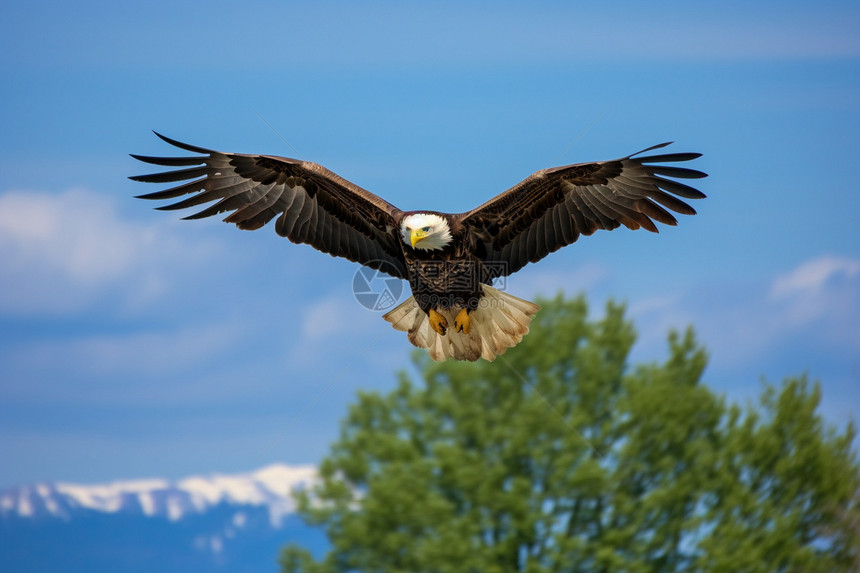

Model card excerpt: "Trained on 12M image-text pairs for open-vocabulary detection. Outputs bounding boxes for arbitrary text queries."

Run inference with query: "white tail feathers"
[382,285,541,362]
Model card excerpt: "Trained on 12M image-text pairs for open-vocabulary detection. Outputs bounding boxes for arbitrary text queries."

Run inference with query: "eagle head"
[401,213,452,251]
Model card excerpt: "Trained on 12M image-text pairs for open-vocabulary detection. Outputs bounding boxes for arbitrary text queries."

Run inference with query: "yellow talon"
[428,309,448,336]
[454,308,471,334]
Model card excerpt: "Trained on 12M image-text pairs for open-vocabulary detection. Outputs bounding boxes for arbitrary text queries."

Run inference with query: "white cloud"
[0,188,220,315]
[770,254,860,299]
[293,256,860,374]
[2,323,238,391]
[509,262,611,302]
[628,255,860,368]
[628,293,696,358]
[300,297,357,341]
[279,287,415,374]
[289,293,381,362]
[768,255,860,328]
[0,188,136,284]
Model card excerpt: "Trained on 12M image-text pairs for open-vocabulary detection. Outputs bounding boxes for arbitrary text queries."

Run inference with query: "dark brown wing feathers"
[457,142,706,276]
[131,132,408,278]
[132,135,705,282]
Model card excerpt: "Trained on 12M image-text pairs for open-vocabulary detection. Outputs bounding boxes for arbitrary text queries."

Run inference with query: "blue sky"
[1,0,859,487]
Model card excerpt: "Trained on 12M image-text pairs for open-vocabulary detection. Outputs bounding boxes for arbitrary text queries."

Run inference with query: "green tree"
[281,295,859,572]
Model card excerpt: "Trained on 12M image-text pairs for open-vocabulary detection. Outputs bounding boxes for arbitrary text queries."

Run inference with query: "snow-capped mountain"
[0,464,327,573]
[1,463,316,525]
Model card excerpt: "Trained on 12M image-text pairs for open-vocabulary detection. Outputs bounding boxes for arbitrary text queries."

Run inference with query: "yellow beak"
[410,229,427,248]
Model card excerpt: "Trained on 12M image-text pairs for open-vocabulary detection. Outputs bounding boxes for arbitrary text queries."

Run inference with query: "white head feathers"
[401,213,453,251]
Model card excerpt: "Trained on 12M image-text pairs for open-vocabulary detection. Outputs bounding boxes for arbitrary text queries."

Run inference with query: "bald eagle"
[131,133,706,361]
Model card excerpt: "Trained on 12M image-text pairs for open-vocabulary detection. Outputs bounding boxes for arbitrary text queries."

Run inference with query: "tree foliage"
[281,294,859,572]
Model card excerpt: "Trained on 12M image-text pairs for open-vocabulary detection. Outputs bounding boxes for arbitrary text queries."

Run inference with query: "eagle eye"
[421,226,431,232]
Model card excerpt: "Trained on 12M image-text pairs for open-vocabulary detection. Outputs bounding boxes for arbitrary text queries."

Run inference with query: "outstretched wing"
[131,133,408,278]
[456,142,707,277]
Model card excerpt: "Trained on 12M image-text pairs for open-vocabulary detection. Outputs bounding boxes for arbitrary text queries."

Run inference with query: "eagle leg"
[428,309,448,336]
[454,308,471,334]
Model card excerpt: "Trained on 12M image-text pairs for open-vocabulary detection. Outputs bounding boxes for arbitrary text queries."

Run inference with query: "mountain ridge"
[0,463,327,572]
[0,462,317,525]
